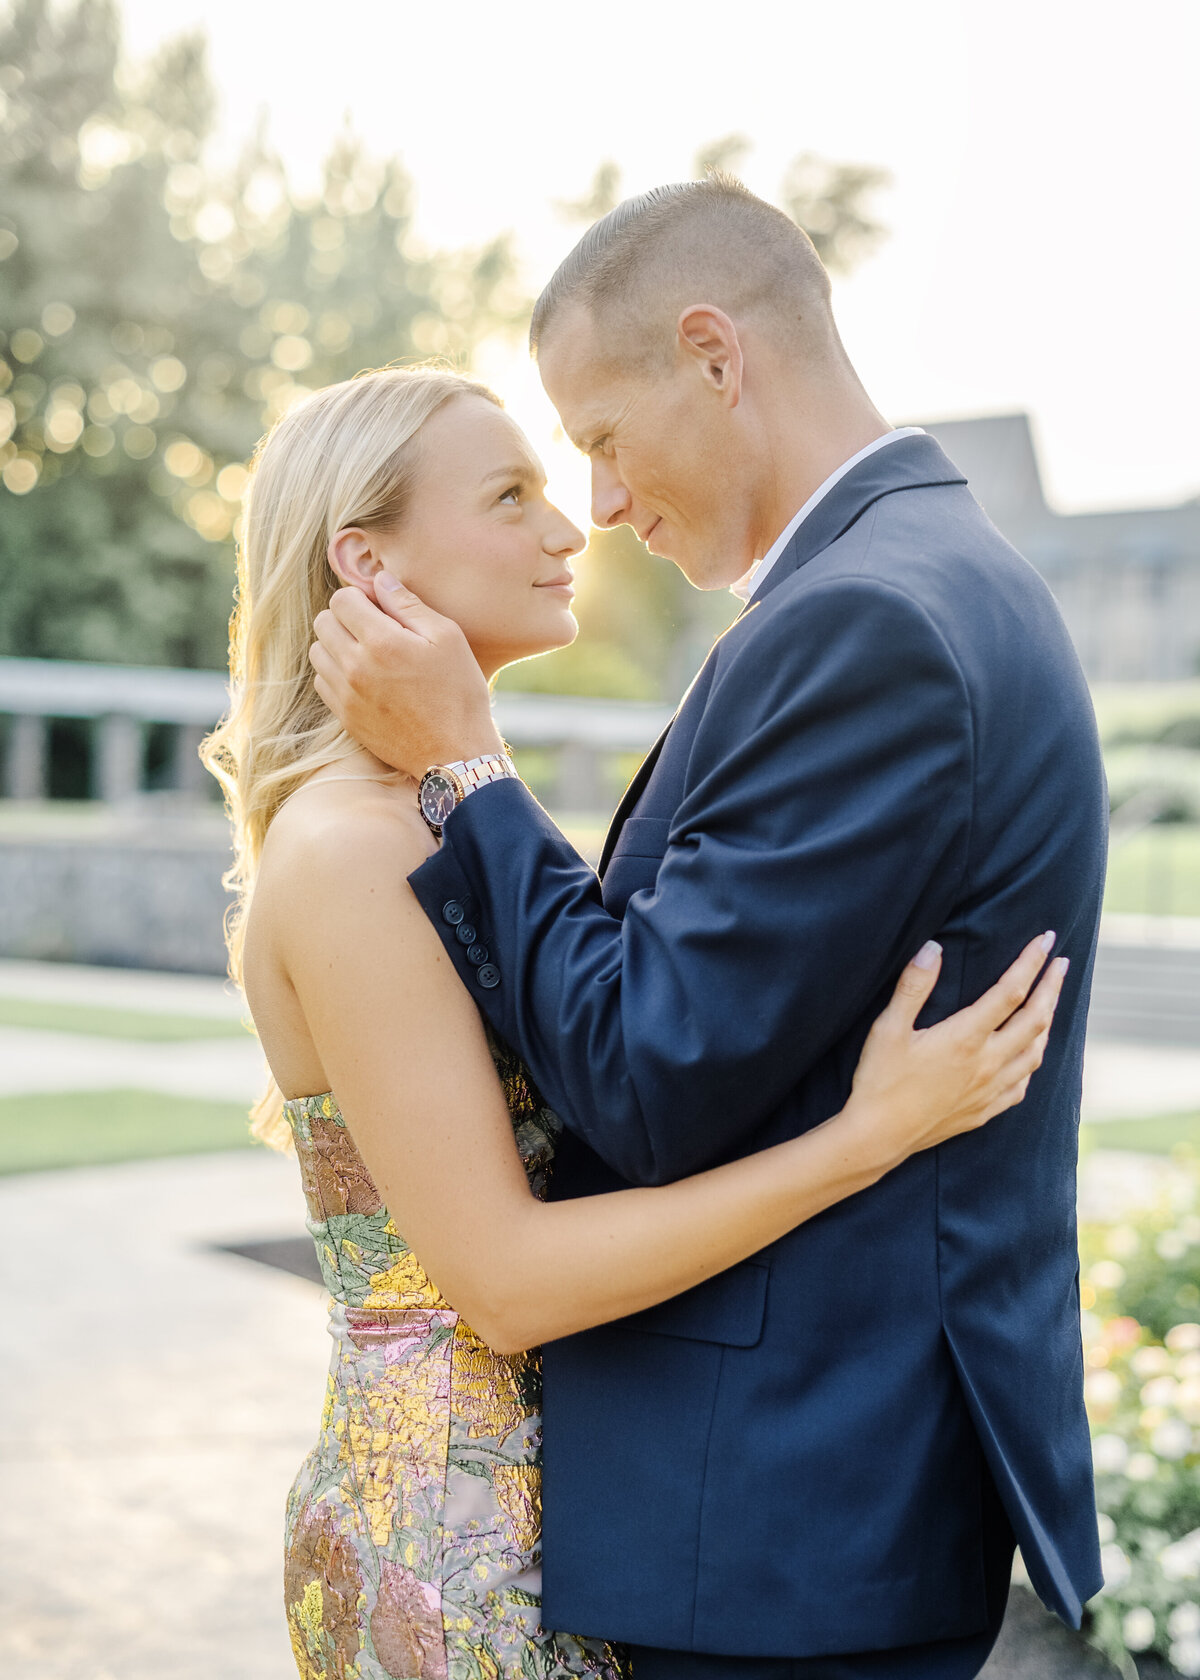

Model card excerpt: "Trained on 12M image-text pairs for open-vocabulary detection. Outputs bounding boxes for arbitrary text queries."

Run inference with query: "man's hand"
[309,575,503,776]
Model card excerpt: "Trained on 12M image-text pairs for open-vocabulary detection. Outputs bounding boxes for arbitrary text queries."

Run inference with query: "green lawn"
[0,1088,260,1174]
[1091,681,1200,744]
[1082,1113,1200,1156]
[0,996,252,1040]
[1103,824,1200,917]
[0,1087,1194,1176]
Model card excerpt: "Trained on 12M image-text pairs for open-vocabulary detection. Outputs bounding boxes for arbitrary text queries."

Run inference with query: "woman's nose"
[549,517,586,558]
[543,500,587,557]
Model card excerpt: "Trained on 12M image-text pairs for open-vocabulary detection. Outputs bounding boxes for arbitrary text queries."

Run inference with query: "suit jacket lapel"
[598,716,673,878]
[598,437,968,877]
[745,434,968,611]
[597,657,722,878]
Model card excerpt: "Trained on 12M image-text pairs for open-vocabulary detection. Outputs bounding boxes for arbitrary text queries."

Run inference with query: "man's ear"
[677,305,743,407]
[328,527,385,604]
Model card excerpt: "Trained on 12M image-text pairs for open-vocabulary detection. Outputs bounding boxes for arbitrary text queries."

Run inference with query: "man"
[311,176,1107,1678]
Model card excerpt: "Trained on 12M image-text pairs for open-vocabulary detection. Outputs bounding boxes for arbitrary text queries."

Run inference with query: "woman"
[202,365,1066,1680]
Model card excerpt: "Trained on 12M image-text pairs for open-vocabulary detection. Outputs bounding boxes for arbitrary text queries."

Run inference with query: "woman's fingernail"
[376,569,403,593]
[1054,956,1070,975]
[1040,930,1057,954]
[913,940,942,970]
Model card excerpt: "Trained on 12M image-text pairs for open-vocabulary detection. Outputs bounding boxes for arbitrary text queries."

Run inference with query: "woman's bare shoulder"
[262,778,435,881]
[252,780,438,956]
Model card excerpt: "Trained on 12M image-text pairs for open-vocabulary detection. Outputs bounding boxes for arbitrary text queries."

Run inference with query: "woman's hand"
[845,933,1069,1170]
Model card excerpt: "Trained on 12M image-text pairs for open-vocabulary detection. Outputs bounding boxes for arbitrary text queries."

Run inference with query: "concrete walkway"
[0,1140,1148,1680]
[0,956,265,1101]
[0,1149,328,1680]
[0,1022,266,1100]
[0,956,245,1018]
[1083,1038,1200,1121]
[0,955,1194,1678]
[1,956,1198,1120]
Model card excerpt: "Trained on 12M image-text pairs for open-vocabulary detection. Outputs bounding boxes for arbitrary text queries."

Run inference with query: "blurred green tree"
[0,7,890,704]
[778,151,890,273]
[0,0,524,667]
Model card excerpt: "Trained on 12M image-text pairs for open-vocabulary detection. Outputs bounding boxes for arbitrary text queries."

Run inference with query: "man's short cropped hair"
[530,173,834,368]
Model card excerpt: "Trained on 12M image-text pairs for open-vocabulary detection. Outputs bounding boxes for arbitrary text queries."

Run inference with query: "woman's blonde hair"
[201,363,500,1147]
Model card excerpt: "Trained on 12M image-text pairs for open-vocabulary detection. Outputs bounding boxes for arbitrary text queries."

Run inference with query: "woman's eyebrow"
[480,463,544,488]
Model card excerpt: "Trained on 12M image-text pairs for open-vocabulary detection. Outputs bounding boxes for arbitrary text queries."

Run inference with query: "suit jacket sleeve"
[408,577,974,1185]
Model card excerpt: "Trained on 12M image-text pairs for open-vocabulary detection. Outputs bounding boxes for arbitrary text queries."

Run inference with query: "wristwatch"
[418,751,518,837]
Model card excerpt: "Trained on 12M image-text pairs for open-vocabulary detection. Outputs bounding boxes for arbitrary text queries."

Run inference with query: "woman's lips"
[534,578,575,598]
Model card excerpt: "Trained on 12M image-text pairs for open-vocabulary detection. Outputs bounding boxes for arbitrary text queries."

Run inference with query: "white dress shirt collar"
[730,428,926,603]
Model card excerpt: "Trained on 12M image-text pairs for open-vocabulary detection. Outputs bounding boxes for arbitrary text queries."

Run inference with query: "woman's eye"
[499,486,521,505]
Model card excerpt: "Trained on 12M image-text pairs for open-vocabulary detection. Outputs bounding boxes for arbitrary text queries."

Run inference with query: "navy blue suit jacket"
[410,435,1107,1659]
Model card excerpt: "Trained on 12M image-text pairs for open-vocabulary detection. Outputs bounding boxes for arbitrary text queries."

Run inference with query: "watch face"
[420,773,459,828]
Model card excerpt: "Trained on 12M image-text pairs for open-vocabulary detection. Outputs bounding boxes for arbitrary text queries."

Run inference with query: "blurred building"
[921,414,1200,681]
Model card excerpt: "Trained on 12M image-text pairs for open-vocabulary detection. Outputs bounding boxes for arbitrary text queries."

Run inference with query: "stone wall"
[0,808,233,974]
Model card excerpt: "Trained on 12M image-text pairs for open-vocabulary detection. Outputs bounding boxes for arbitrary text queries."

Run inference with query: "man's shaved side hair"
[530,173,839,371]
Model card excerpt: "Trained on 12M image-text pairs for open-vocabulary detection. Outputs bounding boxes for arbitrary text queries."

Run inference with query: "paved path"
[2,1016,1193,1117]
[0,1150,328,1680]
[1083,1038,1200,1121]
[0,1022,267,1100]
[0,955,1193,1678]
[1,957,1197,1120]
[0,1143,1144,1680]
[0,955,244,1017]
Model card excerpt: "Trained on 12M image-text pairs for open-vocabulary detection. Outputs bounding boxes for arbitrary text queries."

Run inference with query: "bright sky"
[120,0,1199,521]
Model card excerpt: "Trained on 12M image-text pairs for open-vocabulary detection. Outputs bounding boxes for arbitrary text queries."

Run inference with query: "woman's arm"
[278,805,1064,1357]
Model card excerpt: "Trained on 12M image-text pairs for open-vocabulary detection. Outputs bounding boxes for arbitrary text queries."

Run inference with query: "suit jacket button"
[455,922,478,946]
[442,900,465,926]
[467,944,489,966]
[476,964,501,990]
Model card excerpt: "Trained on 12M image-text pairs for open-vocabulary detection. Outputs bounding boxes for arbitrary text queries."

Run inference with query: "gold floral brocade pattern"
[281,1032,627,1680]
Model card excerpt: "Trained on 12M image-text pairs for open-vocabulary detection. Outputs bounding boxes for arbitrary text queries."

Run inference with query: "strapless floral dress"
[281,1032,629,1680]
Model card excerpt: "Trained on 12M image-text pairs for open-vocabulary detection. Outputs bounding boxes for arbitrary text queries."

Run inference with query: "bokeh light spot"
[81,425,115,457]
[107,378,144,416]
[187,489,234,541]
[194,202,236,243]
[45,409,84,450]
[271,335,313,372]
[150,356,187,393]
[41,302,76,337]
[164,439,205,479]
[123,425,157,460]
[10,329,43,363]
[216,463,249,502]
[3,455,39,494]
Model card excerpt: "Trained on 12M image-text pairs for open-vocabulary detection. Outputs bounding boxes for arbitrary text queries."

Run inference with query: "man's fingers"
[314,603,362,661]
[308,638,335,682]
[882,940,943,1031]
[327,585,393,640]
[969,933,1058,1033]
[373,572,456,644]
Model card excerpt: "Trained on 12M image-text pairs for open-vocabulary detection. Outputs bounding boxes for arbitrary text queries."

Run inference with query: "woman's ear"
[328,527,383,603]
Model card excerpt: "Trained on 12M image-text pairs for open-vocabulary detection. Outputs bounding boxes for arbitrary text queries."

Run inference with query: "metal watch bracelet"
[446,751,519,795]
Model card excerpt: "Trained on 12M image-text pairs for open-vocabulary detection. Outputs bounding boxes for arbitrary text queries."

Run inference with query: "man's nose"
[591,459,631,531]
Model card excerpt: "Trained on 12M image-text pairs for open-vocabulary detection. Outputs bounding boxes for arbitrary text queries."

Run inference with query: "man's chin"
[669,551,748,592]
